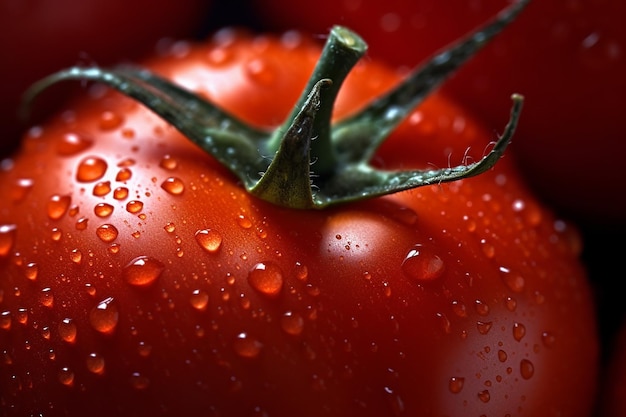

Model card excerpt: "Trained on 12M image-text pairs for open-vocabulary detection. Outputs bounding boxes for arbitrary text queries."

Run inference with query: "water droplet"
[245,58,277,86]
[436,312,451,334]
[499,266,525,293]
[294,262,308,281]
[0,224,17,257]
[96,224,119,243]
[401,244,445,282]
[504,296,517,311]
[159,155,178,170]
[70,249,83,264]
[190,289,209,311]
[39,287,54,307]
[76,156,108,182]
[89,297,119,335]
[474,299,490,316]
[164,222,176,233]
[520,359,534,379]
[122,256,164,287]
[480,239,496,258]
[51,227,63,241]
[86,352,105,375]
[542,331,556,348]
[247,262,284,297]
[58,367,75,387]
[280,311,304,335]
[93,203,114,218]
[113,187,129,200]
[237,214,252,229]
[75,217,89,231]
[125,200,144,214]
[477,321,493,335]
[93,181,112,196]
[47,195,71,220]
[58,318,77,344]
[478,389,490,403]
[99,111,124,130]
[451,300,467,318]
[0,311,11,330]
[56,132,94,156]
[233,332,263,358]
[498,349,508,362]
[194,229,222,253]
[129,372,150,390]
[449,377,465,393]
[161,177,185,195]
[513,322,526,341]
[115,168,132,181]
[9,178,34,202]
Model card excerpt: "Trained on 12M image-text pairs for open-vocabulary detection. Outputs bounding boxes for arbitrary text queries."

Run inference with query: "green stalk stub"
[22,0,529,210]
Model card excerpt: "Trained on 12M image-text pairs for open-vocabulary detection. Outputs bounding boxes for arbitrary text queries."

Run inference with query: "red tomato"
[0,23,598,417]
[0,0,213,157]
[251,0,626,226]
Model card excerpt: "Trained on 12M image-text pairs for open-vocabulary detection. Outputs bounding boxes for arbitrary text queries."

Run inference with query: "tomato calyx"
[22,0,527,210]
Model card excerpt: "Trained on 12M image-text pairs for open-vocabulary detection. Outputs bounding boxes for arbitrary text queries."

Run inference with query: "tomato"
[250,0,626,226]
[0,0,213,157]
[0,6,598,417]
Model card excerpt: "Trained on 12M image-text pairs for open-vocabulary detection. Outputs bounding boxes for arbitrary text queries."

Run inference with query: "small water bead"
[56,132,93,156]
[75,217,89,231]
[474,300,490,316]
[47,195,71,220]
[451,300,467,318]
[115,168,132,181]
[233,332,263,358]
[39,287,54,308]
[194,229,222,253]
[247,262,284,297]
[280,311,305,336]
[129,372,150,390]
[0,224,17,257]
[190,289,209,311]
[498,349,508,362]
[401,244,445,282]
[478,389,490,403]
[122,256,164,287]
[86,352,105,375]
[98,111,124,130]
[520,359,534,379]
[10,178,34,202]
[476,321,493,335]
[96,224,119,243]
[94,203,114,218]
[237,214,252,229]
[449,377,465,394]
[161,177,185,195]
[294,262,308,281]
[76,156,108,182]
[113,187,129,200]
[499,266,525,293]
[58,367,75,387]
[15,308,28,325]
[89,297,119,335]
[164,222,176,233]
[126,200,144,214]
[512,322,526,342]
[159,155,178,170]
[0,311,11,330]
[58,318,77,344]
[108,244,121,255]
[93,181,112,196]
[50,227,63,241]
[137,342,152,357]
[542,331,556,348]
[480,239,496,259]
[70,249,83,264]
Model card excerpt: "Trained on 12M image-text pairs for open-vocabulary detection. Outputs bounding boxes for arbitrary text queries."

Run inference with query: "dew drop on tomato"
[159,154,178,170]
[520,359,535,379]
[76,156,108,182]
[98,111,124,131]
[39,287,54,308]
[122,256,164,287]
[451,300,467,318]
[113,187,129,200]
[478,389,491,403]
[125,200,144,214]
[448,376,465,394]
[75,217,89,231]
[0,224,17,257]
[233,332,263,358]
[542,331,556,348]
[89,297,119,335]
[401,244,445,282]
[115,168,132,181]
[10,178,34,202]
[86,352,105,375]
[477,321,493,335]
[194,229,222,253]
[247,262,284,297]
[499,266,525,293]
[245,58,277,86]
[93,181,112,196]
[474,299,490,316]
[15,308,28,325]
[58,367,75,387]
[129,372,150,390]
[47,195,71,220]
[513,322,526,341]
[70,249,82,264]
[161,177,185,195]
[137,341,152,357]
[56,132,93,156]
[94,203,114,218]
[280,311,305,336]
[237,214,252,229]
[190,289,209,311]
[96,224,119,243]
[0,311,11,330]
[58,318,77,344]
[498,349,508,362]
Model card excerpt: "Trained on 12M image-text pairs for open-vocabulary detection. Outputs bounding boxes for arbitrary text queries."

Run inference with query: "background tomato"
[0,0,214,157]
[0,24,598,417]
[249,0,626,228]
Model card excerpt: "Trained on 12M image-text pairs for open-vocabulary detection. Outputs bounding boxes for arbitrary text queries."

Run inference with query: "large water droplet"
[56,132,93,156]
[448,377,465,393]
[47,195,71,220]
[499,266,525,293]
[39,287,54,307]
[401,244,445,282]
[280,311,304,336]
[76,156,108,182]
[89,297,119,335]
[125,200,144,214]
[161,177,185,195]
[159,155,178,170]
[98,111,124,130]
[0,224,17,257]
[86,352,105,375]
[247,262,284,297]
[58,367,75,387]
[115,168,132,182]
[9,178,34,202]
[94,203,114,218]
[96,224,119,243]
[93,181,112,196]
[233,332,263,358]
[478,389,490,403]
[194,229,222,253]
[113,187,129,200]
[520,359,534,379]
[513,322,526,341]
[190,289,209,311]
[122,256,164,287]
[58,318,77,344]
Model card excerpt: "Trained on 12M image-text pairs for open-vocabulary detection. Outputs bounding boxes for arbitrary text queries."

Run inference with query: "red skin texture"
[0,0,212,156]
[0,29,598,416]
[251,0,626,227]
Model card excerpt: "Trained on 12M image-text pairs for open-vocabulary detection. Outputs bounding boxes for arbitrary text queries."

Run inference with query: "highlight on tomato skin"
[0,7,599,417]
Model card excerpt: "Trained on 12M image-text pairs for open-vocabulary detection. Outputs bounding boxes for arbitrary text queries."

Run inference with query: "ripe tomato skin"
[0,0,213,157]
[250,0,626,226]
[0,29,598,417]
